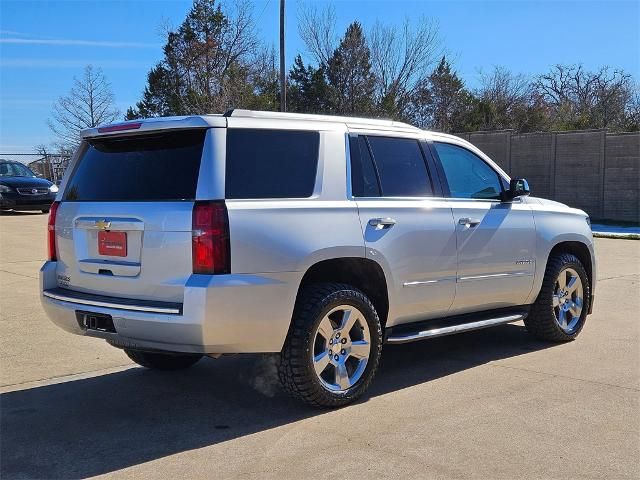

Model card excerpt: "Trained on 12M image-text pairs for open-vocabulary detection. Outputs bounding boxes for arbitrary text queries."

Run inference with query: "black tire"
[278,283,383,408]
[125,349,203,370]
[525,252,590,342]
[41,209,49,214]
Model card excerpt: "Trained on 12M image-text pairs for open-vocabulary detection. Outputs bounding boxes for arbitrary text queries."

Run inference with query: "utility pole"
[279,0,286,112]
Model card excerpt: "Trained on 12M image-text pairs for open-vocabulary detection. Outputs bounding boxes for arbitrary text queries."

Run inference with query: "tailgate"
[52,129,207,303]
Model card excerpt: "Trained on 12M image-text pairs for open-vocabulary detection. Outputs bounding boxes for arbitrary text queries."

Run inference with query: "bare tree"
[48,65,120,150]
[369,17,441,118]
[474,66,538,130]
[297,3,338,66]
[534,64,636,130]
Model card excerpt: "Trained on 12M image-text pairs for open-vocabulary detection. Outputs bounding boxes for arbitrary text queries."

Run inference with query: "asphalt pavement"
[1,211,638,479]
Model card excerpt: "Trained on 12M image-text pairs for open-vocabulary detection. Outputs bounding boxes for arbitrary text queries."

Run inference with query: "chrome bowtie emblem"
[95,219,111,230]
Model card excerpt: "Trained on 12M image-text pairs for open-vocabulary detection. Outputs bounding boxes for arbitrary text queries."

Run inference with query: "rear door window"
[349,136,381,197]
[225,129,320,199]
[366,136,433,197]
[64,130,205,201]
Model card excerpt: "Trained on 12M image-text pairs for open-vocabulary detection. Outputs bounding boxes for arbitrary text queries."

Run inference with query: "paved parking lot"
[1,211,638,479]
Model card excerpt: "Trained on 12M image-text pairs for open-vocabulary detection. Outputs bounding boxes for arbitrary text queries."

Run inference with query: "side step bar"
[385,312,527,344]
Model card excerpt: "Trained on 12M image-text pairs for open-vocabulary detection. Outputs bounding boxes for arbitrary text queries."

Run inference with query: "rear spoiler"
[81,115,226,139]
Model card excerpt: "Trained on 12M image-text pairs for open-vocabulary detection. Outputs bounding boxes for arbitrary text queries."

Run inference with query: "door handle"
[458,217,481,228]
[369,217,397,229]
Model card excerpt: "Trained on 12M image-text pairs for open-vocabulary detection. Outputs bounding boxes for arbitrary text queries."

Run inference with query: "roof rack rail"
[221,109,420,130]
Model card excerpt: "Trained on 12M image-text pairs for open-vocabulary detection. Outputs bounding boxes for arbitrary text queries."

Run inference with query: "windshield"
[0,162,36,177]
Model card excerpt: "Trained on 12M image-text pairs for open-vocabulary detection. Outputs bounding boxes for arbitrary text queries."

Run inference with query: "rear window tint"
[225,129,320,199]
[367,136,433,197]
[64,130,205,202]
[349,136,381,197]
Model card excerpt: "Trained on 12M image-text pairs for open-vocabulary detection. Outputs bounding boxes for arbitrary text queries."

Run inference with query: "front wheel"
[525,253,590,342]
[125,349,203,370]
[278,283,382,408]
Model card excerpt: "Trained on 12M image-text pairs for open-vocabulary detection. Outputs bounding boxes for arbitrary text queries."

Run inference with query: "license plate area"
[76,311,116,333]
[98,231,127,257]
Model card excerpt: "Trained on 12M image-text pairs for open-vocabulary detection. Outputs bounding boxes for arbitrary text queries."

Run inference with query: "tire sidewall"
[545,255,590,339]
[302,288,382,404]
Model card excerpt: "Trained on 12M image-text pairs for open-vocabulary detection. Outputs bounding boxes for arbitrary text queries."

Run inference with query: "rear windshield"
[225,129,320,199]
[64,130,205,201]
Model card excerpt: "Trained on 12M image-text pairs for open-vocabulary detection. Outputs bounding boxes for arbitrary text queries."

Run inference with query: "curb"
[593,233,640,240]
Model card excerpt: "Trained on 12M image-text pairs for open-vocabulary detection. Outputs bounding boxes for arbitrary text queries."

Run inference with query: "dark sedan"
[0,160,58,213]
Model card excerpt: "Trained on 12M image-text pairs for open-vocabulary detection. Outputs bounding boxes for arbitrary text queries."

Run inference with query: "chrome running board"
[385,313,526,344]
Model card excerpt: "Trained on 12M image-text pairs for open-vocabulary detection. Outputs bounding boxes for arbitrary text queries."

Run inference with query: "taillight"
[47,201,60,261]
[192,201,230,275]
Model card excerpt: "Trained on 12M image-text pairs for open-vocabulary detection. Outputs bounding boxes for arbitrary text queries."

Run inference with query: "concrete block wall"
[554,131,605,219]
[510,132,554,200]
[604,134,640,223]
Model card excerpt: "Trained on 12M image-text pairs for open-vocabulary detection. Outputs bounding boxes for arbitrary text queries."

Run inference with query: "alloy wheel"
[311,305,371,392]
[553,267,584,333]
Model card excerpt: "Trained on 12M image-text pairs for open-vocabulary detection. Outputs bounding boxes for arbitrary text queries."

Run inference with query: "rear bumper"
[40,261,301,354]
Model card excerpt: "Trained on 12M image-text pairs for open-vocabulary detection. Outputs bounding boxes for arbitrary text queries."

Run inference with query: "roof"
[81,109,421,138]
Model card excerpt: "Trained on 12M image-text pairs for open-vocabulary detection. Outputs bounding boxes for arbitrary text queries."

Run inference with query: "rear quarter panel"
[222,128,367,351]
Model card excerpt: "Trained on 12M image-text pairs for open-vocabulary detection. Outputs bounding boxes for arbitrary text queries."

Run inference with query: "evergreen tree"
[326,22,376,115]
[409,57,476,131]
[288,55,331,114]
[127,0,260,118]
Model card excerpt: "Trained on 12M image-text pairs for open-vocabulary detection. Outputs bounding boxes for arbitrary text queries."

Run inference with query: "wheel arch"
[296,257,390,328]
[547,241,593,289]
[540,239,595,314]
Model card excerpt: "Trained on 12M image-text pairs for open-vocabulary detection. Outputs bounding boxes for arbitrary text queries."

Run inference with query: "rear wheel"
[525,253,590,342]
[41,209,49,213]
[125,349,203,370]
[278,283,382,408]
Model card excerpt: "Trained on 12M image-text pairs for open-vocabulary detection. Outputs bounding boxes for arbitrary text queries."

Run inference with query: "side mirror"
[505,178,530,200]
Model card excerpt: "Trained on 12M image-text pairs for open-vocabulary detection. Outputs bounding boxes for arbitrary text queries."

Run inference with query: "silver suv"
[41,110,596,407]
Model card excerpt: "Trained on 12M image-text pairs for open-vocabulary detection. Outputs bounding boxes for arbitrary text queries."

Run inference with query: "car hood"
[527,196,588,216]
[0,176,53,189]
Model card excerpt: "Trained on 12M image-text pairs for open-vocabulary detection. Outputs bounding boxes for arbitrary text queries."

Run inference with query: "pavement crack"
[597,273,639,282]
[0,259,45,264]
[489,363,639,392]
[0,269,38,280]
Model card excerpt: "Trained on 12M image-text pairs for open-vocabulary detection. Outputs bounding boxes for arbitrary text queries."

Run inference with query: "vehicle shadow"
[0,323,555,479]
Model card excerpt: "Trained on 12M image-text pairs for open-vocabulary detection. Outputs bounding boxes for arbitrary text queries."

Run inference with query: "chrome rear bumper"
[43,288,182,314]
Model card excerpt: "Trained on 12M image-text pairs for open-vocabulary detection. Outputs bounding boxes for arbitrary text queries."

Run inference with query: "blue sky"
[1,0,638,156]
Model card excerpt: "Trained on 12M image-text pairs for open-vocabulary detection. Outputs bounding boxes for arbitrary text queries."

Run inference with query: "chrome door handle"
[369,217,397,229]
[459,217,481,227]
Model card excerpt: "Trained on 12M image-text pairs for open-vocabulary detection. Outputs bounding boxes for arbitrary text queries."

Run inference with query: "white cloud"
[0,58,150,69]
[0,29,32,37]
[0,37,160,48]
